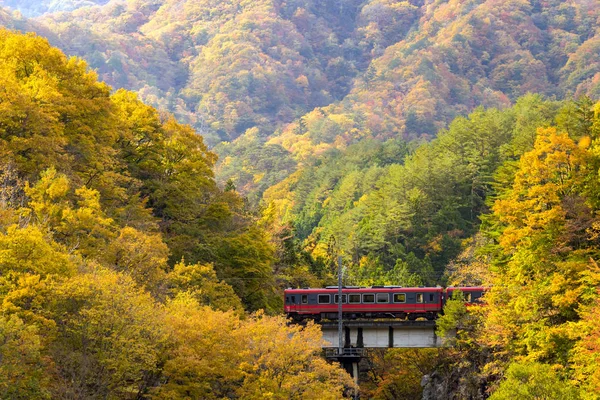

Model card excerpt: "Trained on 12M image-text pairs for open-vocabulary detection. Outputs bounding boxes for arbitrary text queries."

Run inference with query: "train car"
[284,286,443,322]
[445,286,487,306]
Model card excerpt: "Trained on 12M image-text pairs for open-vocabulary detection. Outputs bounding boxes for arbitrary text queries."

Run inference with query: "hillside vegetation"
[2,0,600,398]
[0,29,357,398]
[0,0,110,17]
[3,0,599,198]
[433,98,600,399]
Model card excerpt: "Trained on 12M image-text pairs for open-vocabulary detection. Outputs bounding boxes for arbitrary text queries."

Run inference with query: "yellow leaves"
[569,295,600,396]
[160,294,243,398]
[167,261,244,314]
[0,224,75,277]
[587,221,600,241]
[328,113,355,131]
[57,185,116,257]
[309,241,330,262]
[62,186,114,232]
[482,119,600,379]
[295,74,308,88]
[104,227,169,293]
[0,28,360,399]
[489,361,580,399]
[0,313,51,399]
[236,314,356,399]
[253,172,265,183]
[51,268,169,397]
[161,115,216,176]
[493,127,589,250]
[22,168,117,258]
[43,174,69,200]
[23,167,69,226]
[549,273,578,309]
[427,235,444,253]
[156,298,355,399]
[261,170,301,224]
[579,136,591,149]
[0,29,113,177]
[1,273,58,332]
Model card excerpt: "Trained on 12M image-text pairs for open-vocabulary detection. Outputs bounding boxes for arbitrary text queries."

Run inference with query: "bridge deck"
[319,320,445,348]
[319,320,436,328]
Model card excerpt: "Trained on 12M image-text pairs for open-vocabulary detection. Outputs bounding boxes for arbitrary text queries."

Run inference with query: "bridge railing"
[324,348,366,358]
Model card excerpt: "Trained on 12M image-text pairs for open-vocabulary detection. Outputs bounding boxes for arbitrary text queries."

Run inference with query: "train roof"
[284,286,444,292]
[284,286,488,293]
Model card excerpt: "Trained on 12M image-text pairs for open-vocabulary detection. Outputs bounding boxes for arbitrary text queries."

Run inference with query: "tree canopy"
[0,30,355,398]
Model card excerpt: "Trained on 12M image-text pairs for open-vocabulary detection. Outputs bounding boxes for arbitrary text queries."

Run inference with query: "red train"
[284,286,485,322]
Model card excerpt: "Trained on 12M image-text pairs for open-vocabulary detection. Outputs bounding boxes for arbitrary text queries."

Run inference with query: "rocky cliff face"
[421,370,488,400]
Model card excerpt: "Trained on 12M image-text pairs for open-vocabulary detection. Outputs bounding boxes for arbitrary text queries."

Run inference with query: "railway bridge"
[320,320,444,349]
[317,319,452,393]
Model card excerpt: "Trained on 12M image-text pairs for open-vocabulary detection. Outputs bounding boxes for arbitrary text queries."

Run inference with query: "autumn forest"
[1,0,600,398]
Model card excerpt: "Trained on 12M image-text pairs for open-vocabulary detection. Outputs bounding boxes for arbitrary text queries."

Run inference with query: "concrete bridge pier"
[324,348,363,399]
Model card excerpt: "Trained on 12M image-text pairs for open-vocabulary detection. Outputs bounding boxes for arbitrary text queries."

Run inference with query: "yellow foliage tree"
[483,126,600,371]
[167,261,244,314]
[23,167,117,257]
[153,293,244,399]
[0,224,75,277]
[155,296,356,399]
[104,226,169,294]
[236,313,357,399]
[493,127,590,252]
[0,314,51,399]
[49,268,168,399]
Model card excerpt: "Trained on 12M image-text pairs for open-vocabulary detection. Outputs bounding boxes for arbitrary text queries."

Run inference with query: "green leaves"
[267,99,563,286]
[436,290,469,341]
[489,362,580,400]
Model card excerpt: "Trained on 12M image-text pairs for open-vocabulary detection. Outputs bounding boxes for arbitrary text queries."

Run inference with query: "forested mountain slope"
[2,1,599,200]
[265,95,576,286]
[215,0,600,196]
[0,26,281,311]
[0,29,356,398]
[0,0,110,17]
[431,98,600,399]
[274,0,600,151]
[17,0,378,145]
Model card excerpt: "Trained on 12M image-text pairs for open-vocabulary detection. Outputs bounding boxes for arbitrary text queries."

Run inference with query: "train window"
[318,294,330,304]
[334,294,347,304]
[465,293,472,302]
[416,293,424,303]
[348,294,361,304]
[302,295,308,304]
[291,296,296,304]
[363,294,375,303]
[376,293,389,303]
[429,294,434,302]
[285,296,289,304]
[393,293,406,303]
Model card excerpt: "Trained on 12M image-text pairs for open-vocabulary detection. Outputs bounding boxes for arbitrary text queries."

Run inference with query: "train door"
[289,294,298,313]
